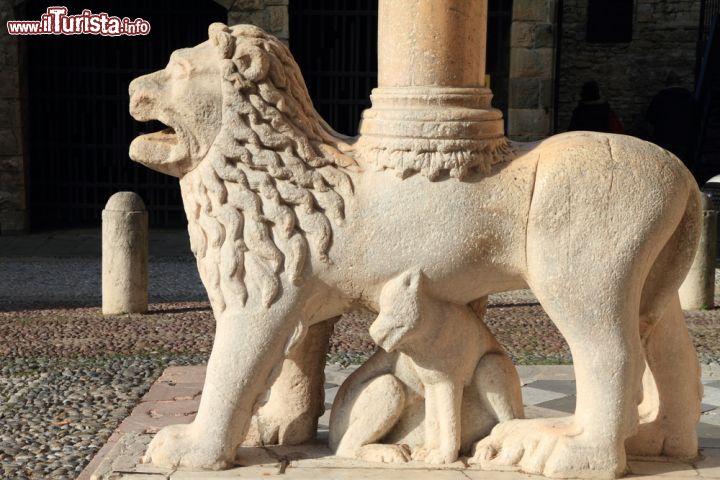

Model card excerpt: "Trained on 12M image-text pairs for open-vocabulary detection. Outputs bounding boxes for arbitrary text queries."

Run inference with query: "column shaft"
[358,0,509,180]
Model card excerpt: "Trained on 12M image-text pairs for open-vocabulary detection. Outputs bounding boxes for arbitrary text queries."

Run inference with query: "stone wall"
[0,0,26,233]
[507,0,558,141]
[557,0,701,136]
[225,0,289,41]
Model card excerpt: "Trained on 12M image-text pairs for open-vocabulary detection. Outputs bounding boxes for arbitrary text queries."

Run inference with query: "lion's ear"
[209,23,234,59]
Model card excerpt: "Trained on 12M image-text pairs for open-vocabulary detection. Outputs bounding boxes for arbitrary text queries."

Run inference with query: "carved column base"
[357,87,512,180]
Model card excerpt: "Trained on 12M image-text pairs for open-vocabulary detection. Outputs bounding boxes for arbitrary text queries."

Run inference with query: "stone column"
[377,0,488,88]
[358,0,509,180]
[679,195,717,310]
[102,192,148,315]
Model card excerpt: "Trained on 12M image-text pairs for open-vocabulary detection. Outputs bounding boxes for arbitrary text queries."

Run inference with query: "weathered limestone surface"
[680,195,717,310]
[88,364,720,480]
[0,0,289,236]
[127,3,704,478]
[102,192,148,315]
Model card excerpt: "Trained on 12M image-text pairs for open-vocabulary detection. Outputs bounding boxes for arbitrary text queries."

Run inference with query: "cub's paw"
[356,444,412,463]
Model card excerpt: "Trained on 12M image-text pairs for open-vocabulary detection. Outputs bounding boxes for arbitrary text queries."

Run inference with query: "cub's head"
[370,269,428,353]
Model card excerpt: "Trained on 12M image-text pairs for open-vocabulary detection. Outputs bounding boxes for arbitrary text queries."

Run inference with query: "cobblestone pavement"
[0,230,203,310]
[2,230,720,479]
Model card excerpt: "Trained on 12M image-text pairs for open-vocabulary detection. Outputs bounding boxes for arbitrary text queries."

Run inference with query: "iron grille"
[289,0,379,137]
[21,0,227,229]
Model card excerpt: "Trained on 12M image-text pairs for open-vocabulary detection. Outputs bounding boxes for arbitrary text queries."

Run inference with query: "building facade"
[0,0,705,233]
[557,0,701,136]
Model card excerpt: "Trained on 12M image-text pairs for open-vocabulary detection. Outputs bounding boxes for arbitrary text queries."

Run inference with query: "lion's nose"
[129,74,160,121]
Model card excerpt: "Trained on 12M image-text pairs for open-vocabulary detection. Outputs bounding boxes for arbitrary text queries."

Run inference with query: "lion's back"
[528,131,695,238]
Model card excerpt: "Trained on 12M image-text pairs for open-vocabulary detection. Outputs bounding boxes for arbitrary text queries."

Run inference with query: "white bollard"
[102,192,148,314]
[679,194,717,310]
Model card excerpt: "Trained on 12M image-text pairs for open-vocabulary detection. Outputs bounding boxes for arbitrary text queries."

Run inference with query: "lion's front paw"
[143,423,234,470]
[469,418,622,479]
[412,447,458,465]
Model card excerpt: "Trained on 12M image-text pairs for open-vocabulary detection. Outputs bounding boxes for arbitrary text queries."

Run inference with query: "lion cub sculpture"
[329,270,524,464]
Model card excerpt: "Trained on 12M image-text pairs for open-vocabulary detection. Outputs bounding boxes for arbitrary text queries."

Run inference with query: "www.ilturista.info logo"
[6,6,151,36]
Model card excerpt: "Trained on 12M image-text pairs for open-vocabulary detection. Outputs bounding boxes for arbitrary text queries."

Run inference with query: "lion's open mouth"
[139,125,179,145]
[129,120,191,177]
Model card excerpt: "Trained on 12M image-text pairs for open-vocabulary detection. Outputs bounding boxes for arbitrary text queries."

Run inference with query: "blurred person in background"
[568,80,625,134]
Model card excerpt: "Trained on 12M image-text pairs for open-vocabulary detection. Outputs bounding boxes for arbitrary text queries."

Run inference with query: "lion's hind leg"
[474,163,663,476]
[625,295,701,460]
[625,187,702,460]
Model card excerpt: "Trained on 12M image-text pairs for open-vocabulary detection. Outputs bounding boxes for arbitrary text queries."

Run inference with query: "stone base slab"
[83,364,720,480]
[87,433,720,480]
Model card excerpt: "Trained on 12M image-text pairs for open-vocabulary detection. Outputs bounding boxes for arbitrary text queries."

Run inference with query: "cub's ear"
[400,268,425,291]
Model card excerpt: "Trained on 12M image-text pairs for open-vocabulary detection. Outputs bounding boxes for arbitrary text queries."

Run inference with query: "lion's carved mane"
[181,24,355,314]
[179,24,514,315]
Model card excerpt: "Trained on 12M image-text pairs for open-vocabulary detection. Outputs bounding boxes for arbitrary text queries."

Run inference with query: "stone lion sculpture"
[329,269,523,464]
[129,23,702,478]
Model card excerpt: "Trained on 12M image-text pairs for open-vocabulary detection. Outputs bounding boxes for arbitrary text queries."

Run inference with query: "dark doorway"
[20,0,227,230]
[288,1,513,136]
